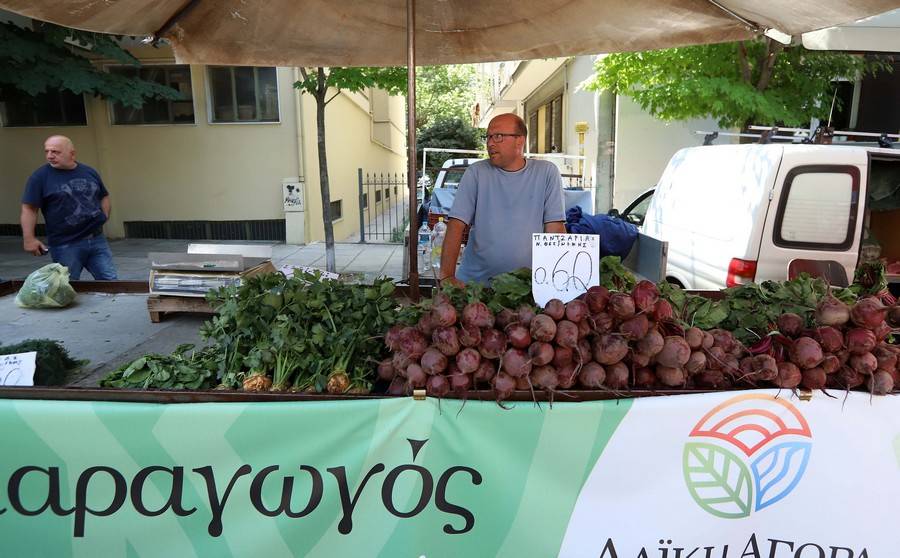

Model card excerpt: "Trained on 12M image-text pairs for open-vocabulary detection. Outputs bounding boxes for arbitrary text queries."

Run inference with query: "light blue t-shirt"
[449,159,565,284]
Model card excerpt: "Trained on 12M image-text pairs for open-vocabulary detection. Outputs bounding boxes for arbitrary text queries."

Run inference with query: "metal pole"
[357,168,366,243]
[406,0,420,300]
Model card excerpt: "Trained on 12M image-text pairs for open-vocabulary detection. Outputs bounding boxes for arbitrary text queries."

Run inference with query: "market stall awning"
[1,0,899,66]
[802,7,900,52]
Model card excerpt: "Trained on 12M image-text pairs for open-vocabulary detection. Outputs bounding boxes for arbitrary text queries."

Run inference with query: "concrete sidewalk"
[0,237,406,282]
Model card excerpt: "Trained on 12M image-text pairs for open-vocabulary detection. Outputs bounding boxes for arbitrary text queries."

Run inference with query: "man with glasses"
[440,113,566,285]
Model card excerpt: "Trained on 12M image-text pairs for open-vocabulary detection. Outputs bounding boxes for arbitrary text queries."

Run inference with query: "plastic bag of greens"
[15,263,77,308]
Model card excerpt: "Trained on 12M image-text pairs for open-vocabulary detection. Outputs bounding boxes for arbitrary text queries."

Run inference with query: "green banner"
[0,397,631,557]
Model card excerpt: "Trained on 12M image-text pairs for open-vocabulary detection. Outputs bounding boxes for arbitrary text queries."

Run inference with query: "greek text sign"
[531,233,600,307]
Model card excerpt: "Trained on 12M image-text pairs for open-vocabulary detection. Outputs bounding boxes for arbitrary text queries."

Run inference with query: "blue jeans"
[49,235,118,280]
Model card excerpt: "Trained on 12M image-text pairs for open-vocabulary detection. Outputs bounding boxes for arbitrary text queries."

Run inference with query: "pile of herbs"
[199,271,419,393]
[100,343,217,390]
[0,339,85,386]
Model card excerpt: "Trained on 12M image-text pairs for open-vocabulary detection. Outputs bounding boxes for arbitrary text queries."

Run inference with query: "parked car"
[417,158,481,228]
[641,143,900,290]
[610,187,655,227]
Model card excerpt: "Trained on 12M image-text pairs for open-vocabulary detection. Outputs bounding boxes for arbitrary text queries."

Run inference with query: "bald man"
[21,135,118,280]
[439,113,566,285]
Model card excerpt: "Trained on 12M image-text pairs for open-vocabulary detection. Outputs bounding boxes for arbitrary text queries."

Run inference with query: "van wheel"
[666,277,684,288]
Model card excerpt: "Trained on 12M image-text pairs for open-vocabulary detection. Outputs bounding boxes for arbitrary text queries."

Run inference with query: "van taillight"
[726,258,757,287]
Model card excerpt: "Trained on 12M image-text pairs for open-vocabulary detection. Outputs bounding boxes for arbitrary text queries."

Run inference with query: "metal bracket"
[757,127,778,144]
[413,389,426,400]
[878,133,894,149]
[703,131,719,146]
[797,389,813,401]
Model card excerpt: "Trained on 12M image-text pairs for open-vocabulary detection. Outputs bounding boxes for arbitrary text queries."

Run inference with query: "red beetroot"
[592,334,629,365]
[421,348,449,375]
[514,376,530,392]
[709,329,736,353]
[777,313,804,337]
[417,312,436,336]
[850,352,878,375]
[448,372,473,393]
[406,364,427,388]
[815,293,851,326]
[458,324,482,348]
[701,331,715,350]
[774,362,802,388]
[479,329,507,359]
[850,297,889,330]
[585,285,610,313]
[565,299,589,323]
[890,305,900,327]
[656,366,686,387]
[631,352,651,368]
[871,370,894,395]
[387,376,407,395]
[814,326,844,353]
[530,314,558,343]
[492,372,516,400]
[462,301,494,328]
[636,330,665,358]
[695,369,727,388]
[516,305,537,326]
[392,352,413,375]
[684,327,704,350]
[631,280,659,313]
[845,328,876,355]
[505,322,532,349]
[788,337,824,369]
[431,302,458,328]
[589,312,614,334]
[821,354,841,375]
[432,326,461,356]
[618,314,650,340]
[557,363,578,389]
[752,355,778,381]
[577,319,592,339]
[656,336,691,368]
[543,299,566,321]
[501,348,532,378]
[532,366,559,390]
[653,299,675,322]
[377,358,395,381]
[553,345,574,368]
[801,367,827,390]
[705,347,727,371]
[474,360,496,383]
[634,367,656,388]
[398,327,429,358]
[608,293,636,320]
[555,320,580,348]
[455,348,482,374]
[425,374,450,396]
[529,342,555,366]
[494,308,518,329]
[578,362,606,388]
[873,346,898,372]
[605,362,630,390]
[836,365,865,389]
[685,351,707,375]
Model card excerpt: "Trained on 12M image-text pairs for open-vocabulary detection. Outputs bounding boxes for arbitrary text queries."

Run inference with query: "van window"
[775,166,859,250]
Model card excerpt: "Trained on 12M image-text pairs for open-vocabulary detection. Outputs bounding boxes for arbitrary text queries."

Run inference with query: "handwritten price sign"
[531,233,600,307]
[0,352,36,387]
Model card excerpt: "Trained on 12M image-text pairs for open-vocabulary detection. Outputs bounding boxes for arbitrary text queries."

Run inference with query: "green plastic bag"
[15,263,77,309]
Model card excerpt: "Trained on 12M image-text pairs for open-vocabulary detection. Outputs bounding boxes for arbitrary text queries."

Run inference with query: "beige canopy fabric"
[2,0,900,66]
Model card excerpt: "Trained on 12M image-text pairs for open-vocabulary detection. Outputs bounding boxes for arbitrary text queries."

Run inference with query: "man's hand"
[24,237,47,256]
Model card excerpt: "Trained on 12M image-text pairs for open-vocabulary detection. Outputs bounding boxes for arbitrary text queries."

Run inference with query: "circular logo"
[683,394,812,519]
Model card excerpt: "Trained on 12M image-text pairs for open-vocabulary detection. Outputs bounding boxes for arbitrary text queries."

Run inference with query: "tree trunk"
[314,68,337,273]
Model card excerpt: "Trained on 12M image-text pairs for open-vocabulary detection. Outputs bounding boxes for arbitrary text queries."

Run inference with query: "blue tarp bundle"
[564,205,638,258]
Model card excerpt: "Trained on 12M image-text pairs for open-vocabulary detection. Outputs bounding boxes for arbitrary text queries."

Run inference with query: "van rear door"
[754,148,867,286]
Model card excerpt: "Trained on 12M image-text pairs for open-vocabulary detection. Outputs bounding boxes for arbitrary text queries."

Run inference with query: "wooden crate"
[147,295,215,323]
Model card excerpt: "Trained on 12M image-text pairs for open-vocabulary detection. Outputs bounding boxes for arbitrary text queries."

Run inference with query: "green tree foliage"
[294,67,407,272]
[417,117,485,170]
[583,38,890,129]
[0,20,180,108]
[415,64,480,131]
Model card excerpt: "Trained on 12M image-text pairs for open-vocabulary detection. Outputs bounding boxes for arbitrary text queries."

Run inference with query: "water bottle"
[430,217,447,277]
[417,221,432,270]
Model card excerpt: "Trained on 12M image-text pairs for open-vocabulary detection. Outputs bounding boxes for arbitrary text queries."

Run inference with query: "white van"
[641,144,900,289]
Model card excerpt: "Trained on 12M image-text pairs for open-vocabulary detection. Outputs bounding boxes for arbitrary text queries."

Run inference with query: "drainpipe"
[292,67,309,244]
[594,90,616,213]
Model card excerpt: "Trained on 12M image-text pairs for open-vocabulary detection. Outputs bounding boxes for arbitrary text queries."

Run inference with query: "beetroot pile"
[378,280,899,400]
[755,293,900,395]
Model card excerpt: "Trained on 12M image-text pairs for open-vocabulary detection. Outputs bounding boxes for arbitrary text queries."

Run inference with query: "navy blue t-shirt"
[22,163,109,246]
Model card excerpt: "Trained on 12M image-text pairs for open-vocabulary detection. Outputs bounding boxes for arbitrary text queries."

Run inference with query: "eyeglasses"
[486,133,523,143]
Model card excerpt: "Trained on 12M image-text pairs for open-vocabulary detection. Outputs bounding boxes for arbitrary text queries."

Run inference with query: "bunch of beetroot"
[751,294,899,395]
[378,281,753,400]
